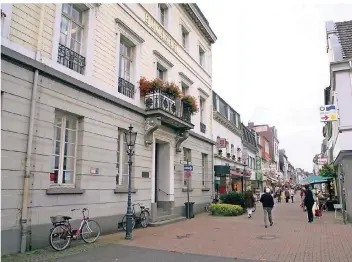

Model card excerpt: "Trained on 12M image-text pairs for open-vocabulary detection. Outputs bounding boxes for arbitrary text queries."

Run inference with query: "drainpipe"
[35,4,45,61]
[20,69,39,253]
[211,144,214,196]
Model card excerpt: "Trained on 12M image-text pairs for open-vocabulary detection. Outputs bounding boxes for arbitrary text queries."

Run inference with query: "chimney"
[248,122,254,129]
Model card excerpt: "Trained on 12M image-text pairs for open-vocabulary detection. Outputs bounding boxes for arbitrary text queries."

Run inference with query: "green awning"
[214,165,230,176]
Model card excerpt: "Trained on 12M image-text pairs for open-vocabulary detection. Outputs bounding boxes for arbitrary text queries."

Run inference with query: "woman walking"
[304,185,315,223]
[244,186,256,218]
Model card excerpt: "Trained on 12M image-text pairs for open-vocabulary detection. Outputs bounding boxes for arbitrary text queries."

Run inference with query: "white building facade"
[1,3,217,254]
[323,20,352,222]
[212,91,246,193]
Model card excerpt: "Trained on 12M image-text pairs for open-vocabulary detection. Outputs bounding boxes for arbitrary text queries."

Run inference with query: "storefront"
[214,165,231,194]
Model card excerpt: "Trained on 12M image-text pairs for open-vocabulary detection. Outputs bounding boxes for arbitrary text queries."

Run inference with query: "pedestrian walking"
[260,188,274,228]
[285,188,290,203]
[244,186,256,218]
[276,188,282,203]
[304,185,315,223]
[289,187,295,203]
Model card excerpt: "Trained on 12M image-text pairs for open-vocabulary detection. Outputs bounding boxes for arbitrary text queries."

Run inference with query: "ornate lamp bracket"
[144,117,161,146]
[175,130,190,153]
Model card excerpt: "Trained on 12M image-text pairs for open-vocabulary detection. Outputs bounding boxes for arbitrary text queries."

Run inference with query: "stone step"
[149,216,187,227]
[151,213,179,223]
[157,208,172,216]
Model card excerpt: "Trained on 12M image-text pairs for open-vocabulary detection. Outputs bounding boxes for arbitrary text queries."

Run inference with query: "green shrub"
[209,203,244,216]
[220,192,245,206]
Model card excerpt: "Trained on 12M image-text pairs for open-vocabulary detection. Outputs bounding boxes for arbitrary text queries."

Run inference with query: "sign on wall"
[320,105,338,122]
[317,158,328,165]
[216,138,227,148]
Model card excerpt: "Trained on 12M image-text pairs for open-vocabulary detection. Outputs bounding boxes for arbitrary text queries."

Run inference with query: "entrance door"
[154,140,171,207]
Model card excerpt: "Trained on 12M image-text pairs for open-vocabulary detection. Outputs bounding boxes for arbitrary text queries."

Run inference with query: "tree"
[319,164,336,178]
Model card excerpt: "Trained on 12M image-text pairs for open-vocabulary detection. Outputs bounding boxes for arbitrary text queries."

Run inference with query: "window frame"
[199,46,205,67]
[181,25,189,50]
[51,111,79,187]
[202,153,207,187]
[199,96,205,123]
[158,3,168,28]
[116,130,129,187]
[60,3,85,55]
[156,62,167,81]
[119,37,134,82]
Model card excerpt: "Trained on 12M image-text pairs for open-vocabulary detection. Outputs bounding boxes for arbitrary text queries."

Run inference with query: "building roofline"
[181,3,217,44]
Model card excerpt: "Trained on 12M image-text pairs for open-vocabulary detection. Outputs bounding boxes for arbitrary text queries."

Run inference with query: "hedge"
[209,203,244,216]
[220,192,245,207]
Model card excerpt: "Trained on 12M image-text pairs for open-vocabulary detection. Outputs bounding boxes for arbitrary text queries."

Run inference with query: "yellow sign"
[145,13,178,53]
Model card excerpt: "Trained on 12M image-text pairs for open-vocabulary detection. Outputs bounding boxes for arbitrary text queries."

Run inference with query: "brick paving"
[3,194,352,262]
[102,194,352,262]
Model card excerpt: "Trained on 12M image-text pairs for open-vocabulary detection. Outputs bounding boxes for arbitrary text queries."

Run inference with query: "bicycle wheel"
[205,203,211,212]
[81,220,101,243]
[122,215,136,231]
[140,210,150,228]
[49,225,71,251]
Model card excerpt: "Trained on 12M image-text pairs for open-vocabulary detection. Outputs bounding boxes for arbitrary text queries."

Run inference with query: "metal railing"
[145,91,177,116]
[57,43,85,74]
[118,77,135,98]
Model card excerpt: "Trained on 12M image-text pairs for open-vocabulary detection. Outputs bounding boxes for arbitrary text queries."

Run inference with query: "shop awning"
[214,165,230,176]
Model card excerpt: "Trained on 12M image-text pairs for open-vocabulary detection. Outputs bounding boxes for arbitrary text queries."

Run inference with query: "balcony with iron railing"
[144,90,194,130]
[200,122,206,133]
[118,77,135,99]
[57,43,86,74]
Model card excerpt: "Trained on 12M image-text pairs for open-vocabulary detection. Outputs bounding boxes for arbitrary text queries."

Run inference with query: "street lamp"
[124,124,137,240]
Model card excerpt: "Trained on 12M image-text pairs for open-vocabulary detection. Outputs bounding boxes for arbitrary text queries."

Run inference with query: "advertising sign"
[216,138,227,148]
[320,105,338,122]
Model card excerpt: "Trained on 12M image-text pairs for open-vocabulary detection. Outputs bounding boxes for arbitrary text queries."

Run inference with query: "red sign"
[264,153,270,160]
[216,138,227,148]
[184,171,192,179]
[230,169,242,177]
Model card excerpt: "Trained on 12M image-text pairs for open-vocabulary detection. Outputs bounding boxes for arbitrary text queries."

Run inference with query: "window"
[116,130,129,186]
[231,144,234,156]
[199,97,205,123]
[50,111,78,185]
[199,46,205,67]
[202,154,208,186]
[156,62,167,81]
[118,37,135,98]
[212,93,217,111]
[181,25,189,50]
[59,4,86,74]
[181,82,189,96]
[183,148,192,186]
[60,4,84,53]
[158,4,168,27]
[218,98,228,118]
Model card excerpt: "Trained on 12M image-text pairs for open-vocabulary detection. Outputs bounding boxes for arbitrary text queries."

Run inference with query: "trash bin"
[184,202,195,219]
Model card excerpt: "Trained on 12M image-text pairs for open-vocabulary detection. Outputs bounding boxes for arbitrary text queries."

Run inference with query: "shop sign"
[256,156,262,170]
[256,172,263,181]
[216,137,227,148]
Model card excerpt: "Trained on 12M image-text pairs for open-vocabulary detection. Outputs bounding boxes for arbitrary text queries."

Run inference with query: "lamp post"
[124,124,137,240]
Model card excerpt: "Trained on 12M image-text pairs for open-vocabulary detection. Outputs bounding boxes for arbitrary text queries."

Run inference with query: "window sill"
[182,187,194,192]
[114,188,138,194]
[46,188,85,195]
[201,187,210,192]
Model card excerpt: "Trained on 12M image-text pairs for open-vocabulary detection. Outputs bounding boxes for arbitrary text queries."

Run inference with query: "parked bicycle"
[205,193,220,212]
[49,208,101,251]
[121,203,150,230]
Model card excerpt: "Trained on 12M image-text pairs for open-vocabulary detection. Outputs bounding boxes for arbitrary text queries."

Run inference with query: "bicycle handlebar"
[71,208,88,212]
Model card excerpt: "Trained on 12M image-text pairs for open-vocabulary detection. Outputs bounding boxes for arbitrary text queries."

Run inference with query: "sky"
[199,1,352,171]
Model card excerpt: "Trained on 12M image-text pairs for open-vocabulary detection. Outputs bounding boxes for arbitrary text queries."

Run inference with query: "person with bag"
[244,186,256,218]
[260,188,275,228]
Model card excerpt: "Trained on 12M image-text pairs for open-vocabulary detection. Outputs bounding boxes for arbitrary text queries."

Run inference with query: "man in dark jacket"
[244,186,256,218]
[260,188,275,228]
[304,185,315,223]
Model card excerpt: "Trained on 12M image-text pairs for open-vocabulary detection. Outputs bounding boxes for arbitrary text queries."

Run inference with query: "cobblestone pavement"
[3,194,351,262]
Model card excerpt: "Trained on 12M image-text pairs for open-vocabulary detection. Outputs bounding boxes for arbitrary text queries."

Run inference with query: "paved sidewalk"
[2,194,351,262]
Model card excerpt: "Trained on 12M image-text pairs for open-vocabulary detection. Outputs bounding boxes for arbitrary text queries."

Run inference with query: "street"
[3,195,352,262]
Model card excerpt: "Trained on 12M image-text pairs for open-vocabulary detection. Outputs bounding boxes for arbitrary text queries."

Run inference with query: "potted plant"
[227,153,231,158]
[218,149,223,156]
[237,157,241,162]
[164,82,181,99]
[139,77,164,96]
[181,95,198,115]
[232,155,236,160]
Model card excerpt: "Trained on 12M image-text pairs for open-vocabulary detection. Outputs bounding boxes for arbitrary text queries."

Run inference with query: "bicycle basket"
[50,215,66,224]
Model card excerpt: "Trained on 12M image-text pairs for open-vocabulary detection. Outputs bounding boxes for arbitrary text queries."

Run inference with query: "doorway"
[154,140,171,208]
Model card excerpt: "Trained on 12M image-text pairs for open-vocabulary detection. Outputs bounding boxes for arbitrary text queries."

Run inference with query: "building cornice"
[213,111,242,137]
[180,4,217,44]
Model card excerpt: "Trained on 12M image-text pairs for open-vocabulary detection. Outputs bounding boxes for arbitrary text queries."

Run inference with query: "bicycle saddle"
[63,216,72,220]
[140,205,145,209]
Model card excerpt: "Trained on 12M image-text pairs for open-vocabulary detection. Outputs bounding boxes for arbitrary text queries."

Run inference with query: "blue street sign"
[184,165,193,171]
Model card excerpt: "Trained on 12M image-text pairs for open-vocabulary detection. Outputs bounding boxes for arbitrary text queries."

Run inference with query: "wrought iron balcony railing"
[118,77,135,99]
[145,91,177,116]
[200,122,206,133]
[144,91,192,123]
[57,43,86,74]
